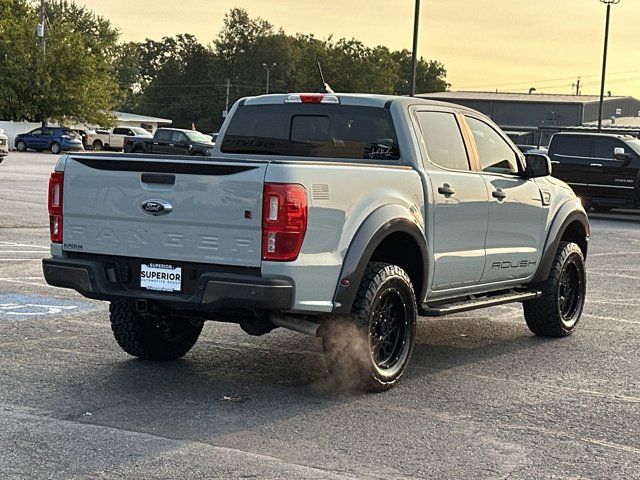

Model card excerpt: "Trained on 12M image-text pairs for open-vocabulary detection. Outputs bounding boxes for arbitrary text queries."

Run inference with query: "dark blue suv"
[15,127,84,154]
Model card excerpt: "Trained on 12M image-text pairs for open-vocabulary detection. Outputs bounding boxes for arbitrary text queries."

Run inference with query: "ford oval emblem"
[140,200,173,216]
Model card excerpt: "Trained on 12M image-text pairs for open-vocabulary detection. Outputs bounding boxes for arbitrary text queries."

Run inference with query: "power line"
[458,68,640,91]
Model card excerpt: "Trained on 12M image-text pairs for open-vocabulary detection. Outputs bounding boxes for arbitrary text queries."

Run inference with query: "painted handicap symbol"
[0,303,78,316]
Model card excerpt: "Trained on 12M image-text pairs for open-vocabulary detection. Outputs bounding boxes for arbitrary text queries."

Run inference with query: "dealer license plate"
[140,263,182,292]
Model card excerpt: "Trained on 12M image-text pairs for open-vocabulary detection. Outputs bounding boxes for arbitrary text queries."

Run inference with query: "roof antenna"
[317,61,334,94]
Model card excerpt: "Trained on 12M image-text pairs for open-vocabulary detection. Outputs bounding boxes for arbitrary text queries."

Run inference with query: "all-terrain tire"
[322,262,417,392]
[109,301,203,360]
[523,241,586,337]
[16,140,26,152]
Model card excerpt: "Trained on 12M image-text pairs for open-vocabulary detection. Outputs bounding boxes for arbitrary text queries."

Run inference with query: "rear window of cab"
[221,104,400,160]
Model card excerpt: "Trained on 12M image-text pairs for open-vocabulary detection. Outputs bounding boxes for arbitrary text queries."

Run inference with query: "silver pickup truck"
[43,93,589,391]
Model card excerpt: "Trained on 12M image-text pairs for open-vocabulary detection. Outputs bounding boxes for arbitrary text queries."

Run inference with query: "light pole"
[409,0,421,97]
[597,0,620,131]
[263,63,276,94]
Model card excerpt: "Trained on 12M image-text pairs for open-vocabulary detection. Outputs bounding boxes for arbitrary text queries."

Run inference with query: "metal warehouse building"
[418,91,640,146]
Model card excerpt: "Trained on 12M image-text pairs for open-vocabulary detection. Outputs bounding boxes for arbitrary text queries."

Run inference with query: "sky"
[77,0,640,98]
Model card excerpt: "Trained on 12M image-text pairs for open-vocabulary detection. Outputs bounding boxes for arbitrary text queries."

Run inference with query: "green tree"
[391,50,449,95]
[114,8,449,131]
[0,0,34,121]
[0,0,119,126]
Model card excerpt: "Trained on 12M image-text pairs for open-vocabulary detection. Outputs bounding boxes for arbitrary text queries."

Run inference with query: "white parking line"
[0,276,43,280]
[0,278,54,288]
[588,314,640,325]
[0,251,49,254]
[0,259,43,262]
[589,271,640,281]
[590,251,640,257]
[0,242,48,249]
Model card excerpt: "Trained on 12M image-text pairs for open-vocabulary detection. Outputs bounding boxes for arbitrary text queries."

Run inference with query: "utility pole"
[262,63,276,94]
[575,77,581,95]
[597,0,620,131]
[223,78,230,118]
[408,0,421,97]
[37,0,46,56]
[37,0,46,126]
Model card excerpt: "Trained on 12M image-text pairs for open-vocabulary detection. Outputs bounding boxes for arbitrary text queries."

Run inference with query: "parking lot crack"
[0,402,396,480]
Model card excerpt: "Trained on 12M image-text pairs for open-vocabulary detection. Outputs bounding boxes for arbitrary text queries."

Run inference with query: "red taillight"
[285,93,340,104]
[300,94,324,103]
[262,183,307,261]
[48,172,64,243]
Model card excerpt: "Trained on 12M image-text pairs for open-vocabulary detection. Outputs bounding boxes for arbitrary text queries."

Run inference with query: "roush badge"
[140,200,173,216]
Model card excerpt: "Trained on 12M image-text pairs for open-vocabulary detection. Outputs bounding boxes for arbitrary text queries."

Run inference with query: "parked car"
[14,127,83,154]
[88,126,152,151]
[43,93,589,391]
[207,132,219,143]
[123,128,214,156]
[547,132,640,211]
[0,129,8,162]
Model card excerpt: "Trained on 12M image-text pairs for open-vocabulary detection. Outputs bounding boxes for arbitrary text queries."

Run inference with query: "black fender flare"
[332,204,428,314]
[532,198,590,283]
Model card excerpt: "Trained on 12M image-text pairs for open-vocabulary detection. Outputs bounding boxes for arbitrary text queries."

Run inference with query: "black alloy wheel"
[322,262,417,391]
[557,257,584,328]
[523,241,586,337]
[370,288,410,371]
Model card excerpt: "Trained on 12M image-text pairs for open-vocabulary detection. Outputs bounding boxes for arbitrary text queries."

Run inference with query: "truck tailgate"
[62,156,267,267]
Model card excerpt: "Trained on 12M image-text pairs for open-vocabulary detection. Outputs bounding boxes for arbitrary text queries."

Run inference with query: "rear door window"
[415,111,470,171]
[551,135,593,159]
[155,130,172,141]
[221,104,400,160]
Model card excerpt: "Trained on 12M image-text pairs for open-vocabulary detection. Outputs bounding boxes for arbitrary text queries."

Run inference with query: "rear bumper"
[42,257,294,312]
[60,142,84,151]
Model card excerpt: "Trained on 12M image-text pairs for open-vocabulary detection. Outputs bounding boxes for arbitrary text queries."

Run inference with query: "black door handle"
[438,184,455,196]
[492,189,506,200]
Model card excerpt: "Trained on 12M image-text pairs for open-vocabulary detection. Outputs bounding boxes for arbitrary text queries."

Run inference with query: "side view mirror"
[613,147,632,165]
[524,153,552,178]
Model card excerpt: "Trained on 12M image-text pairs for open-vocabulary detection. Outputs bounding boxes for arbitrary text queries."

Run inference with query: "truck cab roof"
[240,92,480,114]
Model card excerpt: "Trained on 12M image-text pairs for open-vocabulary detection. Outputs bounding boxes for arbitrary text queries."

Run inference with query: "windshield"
[185,131,212,143]
[131,127,152,136]
[626,139,640,156]
[221,104,400,160]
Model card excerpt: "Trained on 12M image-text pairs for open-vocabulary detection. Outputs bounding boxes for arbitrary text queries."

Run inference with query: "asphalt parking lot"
[1,150,639,479]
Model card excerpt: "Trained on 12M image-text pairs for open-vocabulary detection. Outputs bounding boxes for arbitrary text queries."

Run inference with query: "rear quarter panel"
[262,161,424,312]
